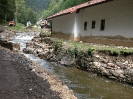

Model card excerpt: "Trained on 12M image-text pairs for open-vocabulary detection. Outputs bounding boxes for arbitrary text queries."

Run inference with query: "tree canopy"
[0,0,15,23]
[42,0,89,18]
[0,0,89,24]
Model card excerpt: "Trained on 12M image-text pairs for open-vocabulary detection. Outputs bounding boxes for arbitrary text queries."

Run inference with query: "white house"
[48,0,133,47]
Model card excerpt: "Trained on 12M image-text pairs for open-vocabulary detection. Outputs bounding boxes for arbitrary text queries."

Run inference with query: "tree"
[42,0,63,17]
[42,0,89,18]
[15,0,25,22]
[61,0,89,10]
[0,0,15,23]
[19,8,37,25]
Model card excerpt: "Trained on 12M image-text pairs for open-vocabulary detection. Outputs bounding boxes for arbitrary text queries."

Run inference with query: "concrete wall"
[79,0,133,38]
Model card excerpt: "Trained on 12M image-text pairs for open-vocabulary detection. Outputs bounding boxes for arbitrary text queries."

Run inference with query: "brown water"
[24,54,133,99]
[52,65,133,99]
[13,33,133,99]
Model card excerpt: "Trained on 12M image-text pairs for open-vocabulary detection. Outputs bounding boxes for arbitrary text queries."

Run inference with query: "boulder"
[60,55,75,66]
[110,69,124,77]
[99,67,109,75]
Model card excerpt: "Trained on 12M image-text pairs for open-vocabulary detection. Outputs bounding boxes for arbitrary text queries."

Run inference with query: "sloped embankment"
[24,36,133,84]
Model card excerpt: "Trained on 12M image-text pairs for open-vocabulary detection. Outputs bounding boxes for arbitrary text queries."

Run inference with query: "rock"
[0,26,5,33]
[124,69,130,75]
[110,70,120,77]
[60,55,75,66]
[128,69,133,76]
[12,43,20,51]
[115,69,124,74]
[95,55,100,58]
[109,76,117,80]
[107,63,115,67]
[23,48,33,54]
[125,61,128,64]
[93,62,101,68]
[0,40,13,50]
[101,58,108,63]
[37,49,43,54]
[99,67,109,75]
[124,69,133,76]
[119,74,126,78]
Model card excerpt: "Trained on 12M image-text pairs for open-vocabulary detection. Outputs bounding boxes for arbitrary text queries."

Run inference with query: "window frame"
[100,19,105,31]
[91,21,96,29]
[84,21,87,31]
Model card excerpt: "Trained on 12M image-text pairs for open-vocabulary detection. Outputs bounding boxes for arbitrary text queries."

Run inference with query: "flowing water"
[12,33,133,99]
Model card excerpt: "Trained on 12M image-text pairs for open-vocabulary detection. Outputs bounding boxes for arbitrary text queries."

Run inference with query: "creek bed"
[12,32,133,99]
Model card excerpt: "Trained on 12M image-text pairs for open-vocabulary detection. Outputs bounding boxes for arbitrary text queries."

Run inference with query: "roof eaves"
[48,12,71,19]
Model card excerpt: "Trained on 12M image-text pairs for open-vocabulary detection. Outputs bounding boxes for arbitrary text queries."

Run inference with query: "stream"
[12,32,133,99]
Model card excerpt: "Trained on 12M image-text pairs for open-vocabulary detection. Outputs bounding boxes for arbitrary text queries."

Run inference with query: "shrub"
[54,42,62,53]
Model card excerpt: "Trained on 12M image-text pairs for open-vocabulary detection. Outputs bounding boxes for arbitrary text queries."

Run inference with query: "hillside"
[42,0,89,17]
[25,0,50,12]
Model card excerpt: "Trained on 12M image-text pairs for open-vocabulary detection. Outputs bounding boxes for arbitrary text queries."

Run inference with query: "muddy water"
[12,33,133,99]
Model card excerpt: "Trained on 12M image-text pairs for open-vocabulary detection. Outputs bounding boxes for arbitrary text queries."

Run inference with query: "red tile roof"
[48,0,107,19]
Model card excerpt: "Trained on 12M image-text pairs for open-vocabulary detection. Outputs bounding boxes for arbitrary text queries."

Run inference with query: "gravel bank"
[0,46,76,99]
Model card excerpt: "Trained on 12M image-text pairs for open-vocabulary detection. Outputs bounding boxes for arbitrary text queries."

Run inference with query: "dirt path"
[0,46,76,99]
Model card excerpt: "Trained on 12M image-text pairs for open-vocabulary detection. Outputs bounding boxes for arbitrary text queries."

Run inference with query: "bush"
[54,42,62,53]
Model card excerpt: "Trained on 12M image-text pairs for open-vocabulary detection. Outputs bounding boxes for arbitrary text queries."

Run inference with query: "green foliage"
[54,42,63,53]
[15,0,25,22]
[0,0,39,25]
[87,47,95,55]
[51,38,133,57]
[43,0,89,17]
[24,0,50,13]
[8,23,25,31]
[0,0,15,22]
[67,45,94,58]
[18,8,37,25]
[69,45,79,58]
[60,0,88,10]
[40,30,51,37]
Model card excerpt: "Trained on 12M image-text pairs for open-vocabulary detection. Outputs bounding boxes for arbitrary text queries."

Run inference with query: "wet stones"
[60,55,75,66]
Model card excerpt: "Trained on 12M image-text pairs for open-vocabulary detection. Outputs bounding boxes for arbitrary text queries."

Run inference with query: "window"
[100,19,105,30]
[91,21,96,29]
[84,22,87,30]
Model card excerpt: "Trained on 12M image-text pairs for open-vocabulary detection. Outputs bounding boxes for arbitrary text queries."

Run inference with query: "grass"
[51,37,133,56]
[7,22,41,32]
[7,23,26,32]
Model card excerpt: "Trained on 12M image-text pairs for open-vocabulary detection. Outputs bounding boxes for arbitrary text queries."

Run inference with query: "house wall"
[52,13,75,35]
[51,0,133,47]
[79,0,133,38]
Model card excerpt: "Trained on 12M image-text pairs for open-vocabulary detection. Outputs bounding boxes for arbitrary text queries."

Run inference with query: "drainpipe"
[74,13,80,41]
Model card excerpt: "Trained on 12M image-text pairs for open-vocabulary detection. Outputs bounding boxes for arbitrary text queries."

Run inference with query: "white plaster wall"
[79,0,133,38]
[52,13,75,34]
